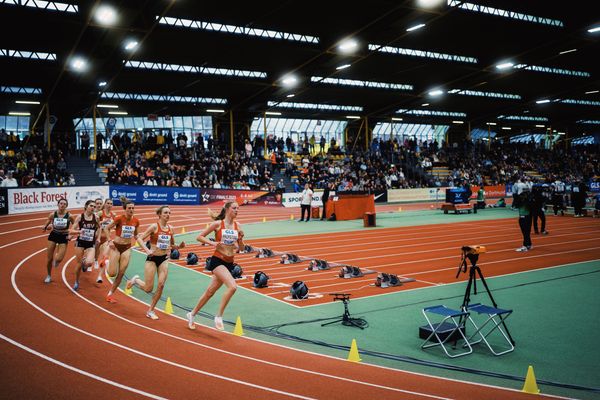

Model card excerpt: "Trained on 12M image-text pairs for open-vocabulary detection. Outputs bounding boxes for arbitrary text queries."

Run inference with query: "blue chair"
[464,303,514,356]
[421,305,472,358]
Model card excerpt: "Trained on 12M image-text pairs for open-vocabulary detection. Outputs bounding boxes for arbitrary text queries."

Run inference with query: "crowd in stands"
[0,129,74,187]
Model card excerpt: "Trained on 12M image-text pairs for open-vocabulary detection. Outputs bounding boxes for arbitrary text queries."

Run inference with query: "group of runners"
[43,197,244,329]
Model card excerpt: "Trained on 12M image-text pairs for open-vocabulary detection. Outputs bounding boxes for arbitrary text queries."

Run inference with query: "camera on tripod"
[462,245,486,255]
[458,245,486,276]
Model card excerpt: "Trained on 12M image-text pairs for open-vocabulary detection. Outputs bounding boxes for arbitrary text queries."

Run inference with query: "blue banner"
[109,185,200,205]
[590,180,600,193]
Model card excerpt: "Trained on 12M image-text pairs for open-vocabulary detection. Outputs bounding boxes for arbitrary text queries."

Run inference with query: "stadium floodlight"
[585,90,599,94]
[15,100,41,105]
[286,94,295,98]
[338,39,358,53]
[98,81,107,87]
[346,115,360,119]
[496,62,514,70]
[95,5,117,26]
[536,99,550,104]
[588,26,600,33]
[486,122,497,125]
[265,111,282,116]
[559,48,577,55]
[428,89,444,97]
[421,103,430,107]
[206,109,225,113]
[336,64,351,70]
[70,56,87,71]
[406,23,426,32]
[418,0,444,7]
[501,127,511,130]
[281,75,298,87]
[124,40,138,51]
[97,104,119,108]
[108,111,128,115]
[391,117,403,121]
[452,120,464,124]
[535,124,545,128]
[9,111,31,116]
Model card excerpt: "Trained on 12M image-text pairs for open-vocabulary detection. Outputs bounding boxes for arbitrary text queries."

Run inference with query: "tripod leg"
[476,268,516,345]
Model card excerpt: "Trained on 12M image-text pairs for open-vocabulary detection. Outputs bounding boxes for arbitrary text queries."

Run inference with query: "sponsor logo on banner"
[387,188,435,203]
[590,180,599,192]
[281,191,335,208]
[8,186,109,214]
[109,185,199,205]
[200,189,281,206]
[470,185,506,199]
[0,188,7,215]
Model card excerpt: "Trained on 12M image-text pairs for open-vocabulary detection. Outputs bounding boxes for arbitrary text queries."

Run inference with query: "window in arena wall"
[373,122,449,144]
[0,115,31,137]
[250,117,348,150]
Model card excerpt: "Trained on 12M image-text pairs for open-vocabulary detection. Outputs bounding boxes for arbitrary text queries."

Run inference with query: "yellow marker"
[347,339,362,362]
[290,214,294,220]
[164,297,174,315]
[124,287,133,296]
[398,207,402,212]
[262,217,267,223]
[233,316,244,336]
[180,226,186,234]
[522,365,540,394]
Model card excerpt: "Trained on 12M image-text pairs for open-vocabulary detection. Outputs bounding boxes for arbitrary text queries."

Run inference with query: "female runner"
[92,197,104,270]
[103,196,148,303]
[96,198,116,283]
[187,201,244,331]
[42,198,75,283]
[69,200,100,291]
[126,206,185,320]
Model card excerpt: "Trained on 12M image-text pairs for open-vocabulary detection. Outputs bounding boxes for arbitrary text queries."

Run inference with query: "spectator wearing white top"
[299,183,313,222]
[1,171,18,187]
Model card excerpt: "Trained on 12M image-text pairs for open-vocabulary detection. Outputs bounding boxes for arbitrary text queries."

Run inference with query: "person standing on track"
[96,198,116,284]
[70,200,101,291]
[187,201,244,331]
[515,187,533,252]
[103,196,148,303]
[320,182,331,220]
[126,206,185,320]
[42,198,75,284]
[298,183,313,222]
[551,177,566,216]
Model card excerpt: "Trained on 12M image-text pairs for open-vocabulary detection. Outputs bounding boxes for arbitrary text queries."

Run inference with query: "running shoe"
[186,312,196,330]
[542,231,549,235]
[73,281,79,291]
[44,275,52,284]
[126,274,139,290]
[106,295,117,304]
[96,276,103,284]
[515,246,528,252]
[146,310,159,320]
[214,316,224,331]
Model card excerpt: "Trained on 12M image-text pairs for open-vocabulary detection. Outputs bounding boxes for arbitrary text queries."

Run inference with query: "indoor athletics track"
[1,204,598,399]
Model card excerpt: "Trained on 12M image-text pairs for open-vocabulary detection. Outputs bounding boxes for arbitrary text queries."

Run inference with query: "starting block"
[255,248,275,258]
[308,259,330,271]
[375,273,415,288]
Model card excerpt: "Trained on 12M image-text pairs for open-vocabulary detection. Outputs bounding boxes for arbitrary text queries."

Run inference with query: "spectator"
[80,131,90,156]
[1,171,18,187]
[298,183,313,222]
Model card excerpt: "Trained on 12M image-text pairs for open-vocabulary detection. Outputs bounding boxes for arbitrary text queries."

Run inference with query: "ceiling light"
[336,64,351,70]
[406,23,425,32]
[486,122,497,125]
[98,81,107,87]
[496,62,514,70]
[70,57,87,71]
[588,26,600,33]
[557,132,566,135]
[108,111,128,115]
[206,109,225,113]
[346,115,360,119]
[286,94,295,98]
[15,100,40,105]
[281,75,298,87]
[559,48,577,55]
[9,111,30,116]
[421,103,430,107]
[391,117,403,121]
[97,104,118,108]
[585,90,599,94]
[417,0,444,7]
[535,125,545,128]
[536,99,550,104]
[265,111,282,116]
[452,120,464,124]
[124,40,138,51]
[338,39,358,53]
[502,127,511,130]
[428,89,444,97]
[95,5,117,26]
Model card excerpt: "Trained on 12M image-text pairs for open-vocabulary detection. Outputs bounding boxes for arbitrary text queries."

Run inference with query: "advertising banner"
[8,186,109,214]
[0,188,7,215]
[470,185,507,199]
[200,189,281,206]
[110,185,200,206]
[281,191,336,208]
[590,179,599,193]
[387,188,443,203]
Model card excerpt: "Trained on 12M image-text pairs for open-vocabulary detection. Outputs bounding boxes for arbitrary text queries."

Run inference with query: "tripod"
[457,250,515,345]
[321,293,366,329]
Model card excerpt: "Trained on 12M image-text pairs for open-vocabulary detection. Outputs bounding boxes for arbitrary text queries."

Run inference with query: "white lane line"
[0,331,167,400]
[59,258,451,399]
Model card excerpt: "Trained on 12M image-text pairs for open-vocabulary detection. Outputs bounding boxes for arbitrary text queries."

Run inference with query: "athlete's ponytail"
[208,201,235,220]
[120,196,134,210]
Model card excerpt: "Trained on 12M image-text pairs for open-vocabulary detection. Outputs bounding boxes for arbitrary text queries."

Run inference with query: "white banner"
[281,191,335,208]
[388,188,443,203]
[8,186,109,214]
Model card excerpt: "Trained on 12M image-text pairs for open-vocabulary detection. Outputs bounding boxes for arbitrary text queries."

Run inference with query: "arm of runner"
[136,223,155,255]
[170,230,185,249]
[42,212,53,231]
[69,215,81,236]
[196,221,219,246]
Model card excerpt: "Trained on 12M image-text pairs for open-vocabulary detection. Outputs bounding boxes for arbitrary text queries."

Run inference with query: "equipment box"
[311,207,320,219]
[419,322,465,342]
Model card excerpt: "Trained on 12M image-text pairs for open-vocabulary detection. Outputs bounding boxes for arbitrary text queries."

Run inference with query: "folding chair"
[421,305,472,358]
[464,303,514,356]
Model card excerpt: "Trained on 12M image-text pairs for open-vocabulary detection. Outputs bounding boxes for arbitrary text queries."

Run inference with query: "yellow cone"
[164,297,174,315]
[290,214,294,220]
[124,286,133,296]
[262,217,267,223]
[398,207,402,212]
[347,339,362,362]
[233,316,244,336]
[206,222,209,229]
[180,226,186,234]
[522,365,540,394]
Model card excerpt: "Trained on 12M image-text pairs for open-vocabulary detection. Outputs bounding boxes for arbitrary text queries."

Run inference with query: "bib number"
[53,218,68,229]
[221,229,238,246]
[121,225,135,239]
[157,234,171,250]
[80,228,95,242]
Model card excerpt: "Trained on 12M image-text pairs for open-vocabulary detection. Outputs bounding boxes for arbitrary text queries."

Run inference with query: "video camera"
[457,245,486,277]
[461,245,486,255]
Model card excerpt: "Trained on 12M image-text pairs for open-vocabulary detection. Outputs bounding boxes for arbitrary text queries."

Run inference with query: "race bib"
[221,229,238,246]
[101,218,113,229]
[121,225,135,239]
[80,228,95,242]
[53,218,68,229]
[157,234,171,250]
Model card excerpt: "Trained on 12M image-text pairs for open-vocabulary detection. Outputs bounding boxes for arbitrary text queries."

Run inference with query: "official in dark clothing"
[531,185,549,235]
[572,181,587,217]
[515,188,533,252]
[320,182,331,221]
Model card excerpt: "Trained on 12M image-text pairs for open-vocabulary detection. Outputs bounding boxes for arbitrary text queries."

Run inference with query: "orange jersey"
[113,214,140,240]
[150,223,173,250]
[99,210,117,230]
[213,220,240,262]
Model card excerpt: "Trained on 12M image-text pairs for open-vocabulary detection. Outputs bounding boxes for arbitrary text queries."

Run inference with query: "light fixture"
[421,103,430,107]
[265,111,282,116]
[417,0,444,7]
[406,23,426,32]
[98,81,107,87]
[70,56,87,71]
[338,39,358,53]
[588,26,600,33]
[559,48,577,55]
[557,132,566,135]
[336,64,351,70]
[391,117,403,121]
[9,111,30,116]
[15,100,40,105]
[97,104,119,108]
[94,5,117,26]
[502,127,511,130]
[496,62,514,70]
[286,94,295,98]
[536,99,550,104]
[281,75,298,87]
[346,115,360,119]
[585,90,599,94]
[108,111,128,115]
[535,125,545,128]
[428,89,444,97]
[452,120,464,124]
[486,122,497,125]
[206,109,225,113]
[124,40,138,51]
